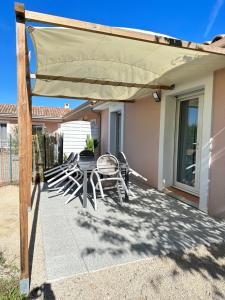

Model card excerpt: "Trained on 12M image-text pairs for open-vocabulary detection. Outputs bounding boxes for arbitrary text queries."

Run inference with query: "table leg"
[83,170,88,208]
[124,169,129,202]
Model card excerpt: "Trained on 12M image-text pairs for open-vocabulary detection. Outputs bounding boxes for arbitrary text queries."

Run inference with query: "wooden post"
[26,38,33,209]
[15,2,30,295]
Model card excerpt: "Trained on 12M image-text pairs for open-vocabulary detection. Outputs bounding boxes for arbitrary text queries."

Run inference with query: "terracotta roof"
[203,34,225,47]
[0,104,71,119]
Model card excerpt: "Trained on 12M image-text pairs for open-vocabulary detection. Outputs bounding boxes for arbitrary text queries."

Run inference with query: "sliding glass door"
[174,96,202,195]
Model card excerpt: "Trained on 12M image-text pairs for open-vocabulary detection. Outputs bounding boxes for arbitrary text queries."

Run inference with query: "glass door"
[115,112,121,156]
[174,96,202,195]
[110,111,122,155]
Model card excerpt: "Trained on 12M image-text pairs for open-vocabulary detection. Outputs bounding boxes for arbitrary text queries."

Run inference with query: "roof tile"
[0,104,71,118]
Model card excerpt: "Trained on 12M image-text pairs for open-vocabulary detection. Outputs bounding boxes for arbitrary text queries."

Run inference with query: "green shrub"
[86,135,94,152]
[0,252,25,300]
[63,153,68,162]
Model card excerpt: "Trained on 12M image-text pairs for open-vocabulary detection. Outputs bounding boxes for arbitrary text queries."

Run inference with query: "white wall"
[60,120,100,155]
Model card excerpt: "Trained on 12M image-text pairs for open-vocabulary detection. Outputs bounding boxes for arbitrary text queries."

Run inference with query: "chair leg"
[63,181,76,196]
[57,180,71,194]
[65,184,82,205]
[120,178,130,196]
[116,182,123,205]
[98,180,105,200]
[129,189,135,197]
[90,175,97,210]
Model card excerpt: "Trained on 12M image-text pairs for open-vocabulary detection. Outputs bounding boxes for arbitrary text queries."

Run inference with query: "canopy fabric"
[29,26,225,101]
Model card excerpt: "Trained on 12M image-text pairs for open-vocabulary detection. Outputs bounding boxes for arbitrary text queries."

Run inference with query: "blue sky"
[1,0,225,109]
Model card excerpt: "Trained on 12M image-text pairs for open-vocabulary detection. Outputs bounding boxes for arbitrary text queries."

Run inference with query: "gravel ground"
[29,243,225,300]
[1,185,225,300]
[0,185,20,267]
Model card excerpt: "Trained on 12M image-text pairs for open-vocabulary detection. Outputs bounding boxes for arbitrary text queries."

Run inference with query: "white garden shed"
[60,120,100,156]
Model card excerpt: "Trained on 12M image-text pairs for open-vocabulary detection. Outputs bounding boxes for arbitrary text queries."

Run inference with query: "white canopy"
[29,26,225,101]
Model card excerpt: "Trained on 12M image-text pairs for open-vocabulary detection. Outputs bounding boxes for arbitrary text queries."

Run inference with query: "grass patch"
[0,251,25,300]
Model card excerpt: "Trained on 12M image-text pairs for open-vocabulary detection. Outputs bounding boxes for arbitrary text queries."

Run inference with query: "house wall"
[43,122,59,134]
[124,96,160,188]
[208,68,225,218]
[100,109,109,154]
[0,118,60,135]
[65,110,100,123]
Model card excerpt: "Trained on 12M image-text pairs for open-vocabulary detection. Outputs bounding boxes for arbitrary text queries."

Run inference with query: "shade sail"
[29,26,225,101]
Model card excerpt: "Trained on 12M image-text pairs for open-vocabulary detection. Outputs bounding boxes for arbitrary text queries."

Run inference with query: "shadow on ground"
[74,178,225,276]
[39,176,225,298]
[28,283,55,300]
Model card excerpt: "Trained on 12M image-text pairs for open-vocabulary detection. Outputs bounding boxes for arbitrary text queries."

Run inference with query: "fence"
[0,133,63,186]
[32,133,63,181]
[0,135,19,186]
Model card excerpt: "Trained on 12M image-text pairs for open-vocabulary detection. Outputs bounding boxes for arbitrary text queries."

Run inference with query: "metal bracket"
[20,278,29,296]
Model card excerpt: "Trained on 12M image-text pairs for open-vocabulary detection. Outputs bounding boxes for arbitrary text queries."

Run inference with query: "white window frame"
[158,74,214,213]
[173,93,203,196]
[108,103,124,154]
[0,122,8,136]
[32,124,44,134]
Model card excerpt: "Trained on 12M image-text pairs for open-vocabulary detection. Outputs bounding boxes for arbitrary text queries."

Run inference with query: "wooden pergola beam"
[15,2,32,295]
[24,9,225,56]
[34,74,174,90]
[31,93,136,103]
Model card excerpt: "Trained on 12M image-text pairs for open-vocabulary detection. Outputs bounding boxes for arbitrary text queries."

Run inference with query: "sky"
[0,0,225,109]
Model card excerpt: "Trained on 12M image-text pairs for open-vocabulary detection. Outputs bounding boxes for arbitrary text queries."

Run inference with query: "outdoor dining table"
[78,156,130,208]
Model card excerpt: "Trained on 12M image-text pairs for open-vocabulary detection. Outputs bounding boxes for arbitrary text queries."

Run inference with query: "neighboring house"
[69,35,225,219]
[0,104,71,139]
[0,103,101,155]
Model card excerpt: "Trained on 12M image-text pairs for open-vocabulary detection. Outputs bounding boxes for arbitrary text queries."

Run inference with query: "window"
[32,125,43,135]
[0,123,7,148]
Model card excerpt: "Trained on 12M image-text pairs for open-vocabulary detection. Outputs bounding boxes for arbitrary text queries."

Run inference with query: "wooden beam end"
[15,2,25,18]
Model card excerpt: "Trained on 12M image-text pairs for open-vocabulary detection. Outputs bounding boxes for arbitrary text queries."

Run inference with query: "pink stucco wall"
[208,68,225,218]
[100,109,109,154]
[0,118,60,135]
[43,121,59,134]
[124,96,160,188]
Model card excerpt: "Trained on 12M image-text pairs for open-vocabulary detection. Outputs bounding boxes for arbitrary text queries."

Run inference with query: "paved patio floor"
[39,178,225,281]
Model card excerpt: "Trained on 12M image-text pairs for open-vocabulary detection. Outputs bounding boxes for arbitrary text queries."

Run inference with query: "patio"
[39,177,225,281]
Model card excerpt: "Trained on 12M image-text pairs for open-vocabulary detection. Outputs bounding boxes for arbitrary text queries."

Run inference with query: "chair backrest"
[73,153,79,162]
[66,152,75,163]
[97,154,119,175]
[80,149,94,158]
[117,152,128,165]
[67,153,79,169]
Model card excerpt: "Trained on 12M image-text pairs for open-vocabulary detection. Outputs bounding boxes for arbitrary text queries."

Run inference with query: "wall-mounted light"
[152,91,161,102]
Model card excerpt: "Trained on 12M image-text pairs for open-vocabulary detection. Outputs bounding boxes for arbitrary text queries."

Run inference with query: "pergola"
[14,2,225,294]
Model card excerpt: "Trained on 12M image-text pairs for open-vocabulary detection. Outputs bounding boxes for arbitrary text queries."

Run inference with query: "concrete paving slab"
[39,180,225,281]
[45,253,87,281]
